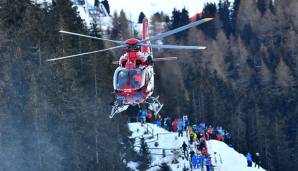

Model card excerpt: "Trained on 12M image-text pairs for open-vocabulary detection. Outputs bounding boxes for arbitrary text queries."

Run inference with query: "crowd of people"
[136,109,260,170]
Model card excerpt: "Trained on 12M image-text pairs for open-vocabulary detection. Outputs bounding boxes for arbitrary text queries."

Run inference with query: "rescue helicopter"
[47,17,213,118]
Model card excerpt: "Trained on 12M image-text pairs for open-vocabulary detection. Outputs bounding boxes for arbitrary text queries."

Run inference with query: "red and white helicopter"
[48,17,213,118]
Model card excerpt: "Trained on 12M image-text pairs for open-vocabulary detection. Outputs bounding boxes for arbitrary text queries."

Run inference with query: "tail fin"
[141,17,151,53]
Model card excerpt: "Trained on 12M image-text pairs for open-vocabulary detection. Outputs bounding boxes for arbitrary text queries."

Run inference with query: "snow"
[76,5,92,27]
[207,140,266,171]
[127,161,139,171]
[128,122,266,171]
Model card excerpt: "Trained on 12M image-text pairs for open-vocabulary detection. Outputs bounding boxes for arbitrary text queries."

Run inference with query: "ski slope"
[128,123,266,171]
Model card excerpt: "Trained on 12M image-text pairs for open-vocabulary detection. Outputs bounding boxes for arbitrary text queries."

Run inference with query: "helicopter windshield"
[114,67,145,90]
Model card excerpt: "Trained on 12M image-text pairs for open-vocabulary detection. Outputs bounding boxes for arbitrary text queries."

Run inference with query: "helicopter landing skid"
[147,96,164,116]
[110,99,129,118]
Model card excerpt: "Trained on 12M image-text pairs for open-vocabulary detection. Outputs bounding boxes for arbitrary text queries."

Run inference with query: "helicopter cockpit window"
[114,67,145,90]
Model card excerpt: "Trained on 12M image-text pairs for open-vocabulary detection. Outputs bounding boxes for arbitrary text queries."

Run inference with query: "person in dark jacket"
[246,152,253,167]
[181,141,188,157]
[166,117,172,131]
[255,152,261,168]
[189,150,195,159]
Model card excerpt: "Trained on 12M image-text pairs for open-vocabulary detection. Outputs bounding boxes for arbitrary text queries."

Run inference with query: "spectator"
[146,110,153,123]
[205,155,212,171]
[195,139,200,150]
[172,118,179,132]
[182,114,189,131]
[207,126,213,138]
[138,109,146,124]
[201,147,207,156]
[198,132,203,140]
[205,131,210,140]
[199,122,206,130]
[198,153,205,169]
[181,141,188,158]
[192,132,197,142]
[216,133,224,141]
[193,125,199,134]
[189,149,195,159]
[177,119,184,137]
[163,117,168,129]
[224,131,232,145]
[246,152,253,167]
[211,129,217,139]
[199,138,205,151]
[138,109,143,122]
[217,126,224,136]
[255,152,261,168]
[141,110,147,124]
[191,155,198,169]
[189,131,194,144]
[156,119,162,127]
[166,117,172,131]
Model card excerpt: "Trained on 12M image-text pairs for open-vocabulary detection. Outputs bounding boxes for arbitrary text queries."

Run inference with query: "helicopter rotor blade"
[59,30,123,44]
[142,18,213,42]
[153,57,178,61]
[47,45,126,62]
[139,44,206,50]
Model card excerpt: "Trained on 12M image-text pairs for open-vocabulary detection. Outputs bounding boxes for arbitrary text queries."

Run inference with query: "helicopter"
[48,17,213,118]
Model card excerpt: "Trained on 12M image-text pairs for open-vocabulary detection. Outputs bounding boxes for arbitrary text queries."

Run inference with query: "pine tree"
[138,137,151,170]
[230,0,240,34]
[218,0,232,37]
[170,8,189,40]
[101,0,110,15]
[138,12,146,23]
[257,0,266,15]
[275,59,295,87]
[200,3,218,39]
[94,0,99,7]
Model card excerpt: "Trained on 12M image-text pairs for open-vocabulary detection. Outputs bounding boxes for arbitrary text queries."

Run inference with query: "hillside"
[128,123,266,171]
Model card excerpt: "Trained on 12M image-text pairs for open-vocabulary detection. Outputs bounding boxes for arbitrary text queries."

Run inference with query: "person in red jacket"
[146,110,153,123]
[172,119,179,132]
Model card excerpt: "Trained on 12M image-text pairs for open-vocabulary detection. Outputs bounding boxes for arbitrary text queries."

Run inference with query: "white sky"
[107,0,221,22]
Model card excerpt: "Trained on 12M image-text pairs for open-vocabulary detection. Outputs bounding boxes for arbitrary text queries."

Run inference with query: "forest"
[0,0,297,171]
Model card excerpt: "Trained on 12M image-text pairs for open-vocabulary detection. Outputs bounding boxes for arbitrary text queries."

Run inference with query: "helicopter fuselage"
[113,43,154,106]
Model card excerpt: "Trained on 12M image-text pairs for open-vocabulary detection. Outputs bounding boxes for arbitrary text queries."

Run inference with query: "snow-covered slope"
[128,123,266,171]
[34,0,111,28]
[207,140,265,171]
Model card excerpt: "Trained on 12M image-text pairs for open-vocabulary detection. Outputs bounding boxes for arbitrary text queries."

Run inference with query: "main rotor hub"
[126,38,140,45]
[125,38,141,51]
